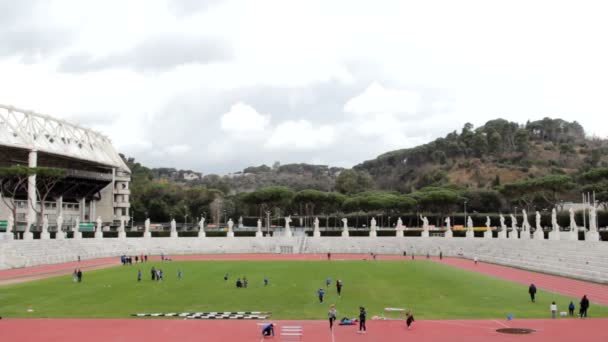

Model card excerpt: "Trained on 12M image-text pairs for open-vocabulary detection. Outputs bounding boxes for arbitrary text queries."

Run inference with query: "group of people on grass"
[223,273,270,288]
[121,254,148,265]
[529,283,591,318]
[318,278,343,303]
[72,269,83,282]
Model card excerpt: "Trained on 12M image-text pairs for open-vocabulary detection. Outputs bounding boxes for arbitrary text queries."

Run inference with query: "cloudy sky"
[2,0,608,174]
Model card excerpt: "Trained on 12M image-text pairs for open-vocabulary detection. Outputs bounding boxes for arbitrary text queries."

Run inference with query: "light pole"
[266,210,271,236]
[184,205,188,230]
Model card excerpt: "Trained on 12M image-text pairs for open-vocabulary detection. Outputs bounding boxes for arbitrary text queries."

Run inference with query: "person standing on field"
[550,302,557,319]
[357,306,367,333]
[336,280,343,297]
[580,295,590,318]
[318,288,325,303]
[529,284,537,302]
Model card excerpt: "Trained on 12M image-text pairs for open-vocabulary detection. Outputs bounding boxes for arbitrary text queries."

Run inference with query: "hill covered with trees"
[123,117,608,227]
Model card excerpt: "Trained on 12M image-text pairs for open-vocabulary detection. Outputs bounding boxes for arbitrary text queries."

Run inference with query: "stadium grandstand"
[0,104,130,238]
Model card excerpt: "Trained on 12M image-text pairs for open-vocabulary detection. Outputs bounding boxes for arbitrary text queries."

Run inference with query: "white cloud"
[220,102,270,134]
[2,0,608,174]
[265,120,335,150]
[344,82,420,116]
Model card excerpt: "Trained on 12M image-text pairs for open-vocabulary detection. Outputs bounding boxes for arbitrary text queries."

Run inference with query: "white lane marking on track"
[493,320,510,328]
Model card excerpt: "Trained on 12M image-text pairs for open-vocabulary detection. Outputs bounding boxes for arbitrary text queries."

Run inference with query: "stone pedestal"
[369,230,377,238]
[585,231,600,241]
[421,230,429,238]
[520,230,530,239]
[73,231,82,239]
[284,230,293,237]
[227,231,235,238]
[256,231,264,238]
[118,231,127,239]
[341,230,349,237]
[143,231,151,239]
[40,231,50,240]
[533,229,544,240]
[569,229,578,241]
[170,230,178,239]
[198,230,206,238]
[465,230,475,239]
[56,231,65,240]
[509,229,518,239]
[498,230,507,239]
[549,231,561,240]
[444,229,453,238]
[396,229,404,237]
[95,231,104,239]
[23,231,33,240]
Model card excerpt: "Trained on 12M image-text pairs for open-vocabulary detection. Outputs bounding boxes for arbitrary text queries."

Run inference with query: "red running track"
[0,317,607,342]
[433,258,608,306]
[0,257,120,285]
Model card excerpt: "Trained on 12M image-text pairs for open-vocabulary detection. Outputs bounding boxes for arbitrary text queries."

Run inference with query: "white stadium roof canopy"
[0,104,130,172]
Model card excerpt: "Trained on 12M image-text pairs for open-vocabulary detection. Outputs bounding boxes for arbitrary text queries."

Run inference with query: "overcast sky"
[2,0,608,174]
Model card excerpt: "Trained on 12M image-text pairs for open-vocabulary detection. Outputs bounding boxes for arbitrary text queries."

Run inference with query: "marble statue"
[227,218,235,237]
[144,218,151,238]
[284,216,293,237]
[551,208,559,231]
[285,216,292,229]
[586,206,600,241]
[498,214,507,239]
[198,217,206,238]
[548,208,561,240]
[533,211,544,240]
[56,215,64,239]
[522,210,530,231]
[395,217,404,237]
[421,216,430,230]
[420,215,430,238]
[509,214,518,239]
[41,215,50,239]
[95,216,103,239]
[444,216,453,238]
[466,216,475,238]
[256,218,263,237]
[238,216,244,228]
[118,217,126,239]
[484,216,492,239]
[341,218,349,237]
[170,219,177,238]
[313,217,320,237]
[589,206,598,232]
[370,217,377,237]
[569,208,577,230]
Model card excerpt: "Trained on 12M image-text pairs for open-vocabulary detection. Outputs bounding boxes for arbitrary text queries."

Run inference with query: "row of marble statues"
[2,207,601,241]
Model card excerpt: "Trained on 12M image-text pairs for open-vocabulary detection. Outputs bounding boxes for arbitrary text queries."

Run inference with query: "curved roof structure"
[0,104,129,172]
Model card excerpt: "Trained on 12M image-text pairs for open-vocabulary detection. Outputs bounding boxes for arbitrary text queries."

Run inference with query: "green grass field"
[1,260,606,319]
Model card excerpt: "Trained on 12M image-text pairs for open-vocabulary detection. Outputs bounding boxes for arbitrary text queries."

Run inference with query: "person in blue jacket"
[261,323,275,336]
[318,288,325,303]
